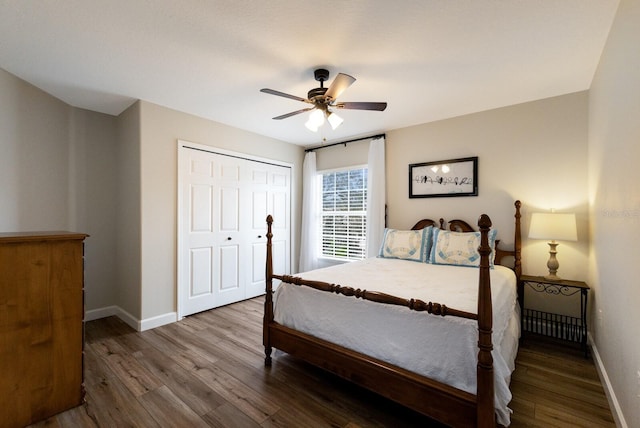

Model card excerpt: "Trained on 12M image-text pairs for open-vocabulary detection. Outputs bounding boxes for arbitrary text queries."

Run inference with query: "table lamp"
[529,212,577,281]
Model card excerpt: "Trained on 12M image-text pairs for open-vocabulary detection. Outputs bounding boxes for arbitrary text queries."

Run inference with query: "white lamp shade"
[304,119,319,132]
[529,213,577,241]
[326,111,343,130]
[304,109,324,132]
[310,109,324,125]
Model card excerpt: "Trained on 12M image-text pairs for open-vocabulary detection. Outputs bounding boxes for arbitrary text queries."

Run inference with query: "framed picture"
[409,156,478,198]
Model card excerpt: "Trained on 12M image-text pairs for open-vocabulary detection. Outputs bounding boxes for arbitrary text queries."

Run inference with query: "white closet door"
[269,166,291,287]
[179,148,218,316]
[214,155,246,307]
[178,143,291,317]
[246,162,291,299]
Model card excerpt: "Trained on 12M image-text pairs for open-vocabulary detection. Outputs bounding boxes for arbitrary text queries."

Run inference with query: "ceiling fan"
[260,68,387,132]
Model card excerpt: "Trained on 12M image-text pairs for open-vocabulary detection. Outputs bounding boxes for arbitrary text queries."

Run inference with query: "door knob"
[227,237,232,241]
[258,235,263,238]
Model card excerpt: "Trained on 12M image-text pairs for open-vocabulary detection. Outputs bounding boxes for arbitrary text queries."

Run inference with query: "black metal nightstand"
[519,275,590,357]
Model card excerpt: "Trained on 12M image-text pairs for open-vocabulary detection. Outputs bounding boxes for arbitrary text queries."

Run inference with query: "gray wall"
[386,92,589,282]
[589,0,640,426]
[114,101,142,319]
[136,101,305,322]
[0,68,119,313]
[0,68,304,327]
[0,68,70,230]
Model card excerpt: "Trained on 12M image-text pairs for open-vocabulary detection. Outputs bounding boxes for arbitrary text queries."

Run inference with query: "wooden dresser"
[0,232,88,428]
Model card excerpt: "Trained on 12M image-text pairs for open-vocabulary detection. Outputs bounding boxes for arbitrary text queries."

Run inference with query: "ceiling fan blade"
[324,73,356,100]
[272,107,315,120]
[260,88,309,103]
[335,102,388,111]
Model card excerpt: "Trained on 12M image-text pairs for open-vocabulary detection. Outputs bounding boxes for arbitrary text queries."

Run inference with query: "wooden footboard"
[264,201,522,428]
[270,322,479,427]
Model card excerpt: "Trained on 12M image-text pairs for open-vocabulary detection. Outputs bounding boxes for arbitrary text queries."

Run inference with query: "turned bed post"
[514,200,522,280]
[514,200,523,316]
[264,215,274,366]
[477,214,495,428]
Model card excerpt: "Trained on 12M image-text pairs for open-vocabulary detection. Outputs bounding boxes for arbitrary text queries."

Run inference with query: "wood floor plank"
[133,346,227,415]
[535,402,614,428]
[511,365,610,408]
[190,362,280,424]
[82,344,160,427]
[139,327,221,369]
[516,346,600,382]
[137,385,207,427]
[507,396,535,419]
[209,355,359,428]
[201,402,262,428]
[28,298,615,427]
[509,380,614,425]
[89,338,163,397]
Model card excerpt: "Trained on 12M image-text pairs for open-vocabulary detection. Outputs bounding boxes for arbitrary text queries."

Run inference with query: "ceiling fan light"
[304,119,319,132]
[327,111,344,130]
[309,109,325,128]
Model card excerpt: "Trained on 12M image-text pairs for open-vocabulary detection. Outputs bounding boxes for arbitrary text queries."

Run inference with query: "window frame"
[317,164,368,262]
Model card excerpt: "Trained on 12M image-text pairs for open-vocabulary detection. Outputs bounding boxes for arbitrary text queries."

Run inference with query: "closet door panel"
[180,149,217,315]
[189,247,212,297]
[245,162,268,298]
[219,187,240,232]
[272,239,287,277]
[217,244,241,296]
[214,157,243,306]
[190,184,213,232]
[270,166,290,282]
[246,242,267,299]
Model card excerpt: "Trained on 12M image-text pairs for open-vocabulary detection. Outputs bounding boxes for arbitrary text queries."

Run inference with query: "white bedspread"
[273,257,519,426]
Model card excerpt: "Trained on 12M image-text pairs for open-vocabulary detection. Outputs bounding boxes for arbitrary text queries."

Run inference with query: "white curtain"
[366,136,386,257]
[299,151,319,272]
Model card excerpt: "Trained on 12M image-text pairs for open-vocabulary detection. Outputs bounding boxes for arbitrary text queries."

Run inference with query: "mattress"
[273,257,520,426]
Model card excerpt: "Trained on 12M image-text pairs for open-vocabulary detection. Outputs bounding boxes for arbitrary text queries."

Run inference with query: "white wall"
[589,0,640,426]
[137,101,304,323]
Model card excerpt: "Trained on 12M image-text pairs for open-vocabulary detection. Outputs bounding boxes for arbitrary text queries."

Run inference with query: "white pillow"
[378,226,432,262]
[429,228,497,267]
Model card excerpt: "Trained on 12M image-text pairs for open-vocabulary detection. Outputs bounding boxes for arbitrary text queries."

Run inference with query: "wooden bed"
[263,200,522,428]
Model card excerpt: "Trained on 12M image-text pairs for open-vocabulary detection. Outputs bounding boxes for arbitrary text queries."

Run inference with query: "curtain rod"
[304,133,386,153]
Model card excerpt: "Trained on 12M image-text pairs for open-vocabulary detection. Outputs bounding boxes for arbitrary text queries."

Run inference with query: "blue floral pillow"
[429,228,497,267]
[379,226,432,262]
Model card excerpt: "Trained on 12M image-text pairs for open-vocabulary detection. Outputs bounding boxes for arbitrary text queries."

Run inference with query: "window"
[320,167,368,260]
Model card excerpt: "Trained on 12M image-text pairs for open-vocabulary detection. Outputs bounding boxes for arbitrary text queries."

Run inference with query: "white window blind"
[321,167,368,260]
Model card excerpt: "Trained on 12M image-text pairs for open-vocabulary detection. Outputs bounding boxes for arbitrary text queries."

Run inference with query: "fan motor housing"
[314,68,330,83]
[307,87,328,101]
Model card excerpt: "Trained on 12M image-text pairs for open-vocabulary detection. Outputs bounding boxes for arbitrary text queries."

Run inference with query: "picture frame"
[409,156,478,198]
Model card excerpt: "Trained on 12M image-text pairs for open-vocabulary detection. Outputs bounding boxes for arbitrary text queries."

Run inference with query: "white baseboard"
[85,306,177,332]
[139,312,178,331]
[588,332,628,428]
[85,305,119,321]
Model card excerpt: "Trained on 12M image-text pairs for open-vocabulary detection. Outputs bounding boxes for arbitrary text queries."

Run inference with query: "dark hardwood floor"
[28,298,615,427]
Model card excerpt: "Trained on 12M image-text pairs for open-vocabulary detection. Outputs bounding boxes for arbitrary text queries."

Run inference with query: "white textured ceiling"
[0,1,619,146]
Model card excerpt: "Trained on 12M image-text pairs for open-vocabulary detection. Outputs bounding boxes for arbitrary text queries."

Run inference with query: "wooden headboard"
[410,200,522,278]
